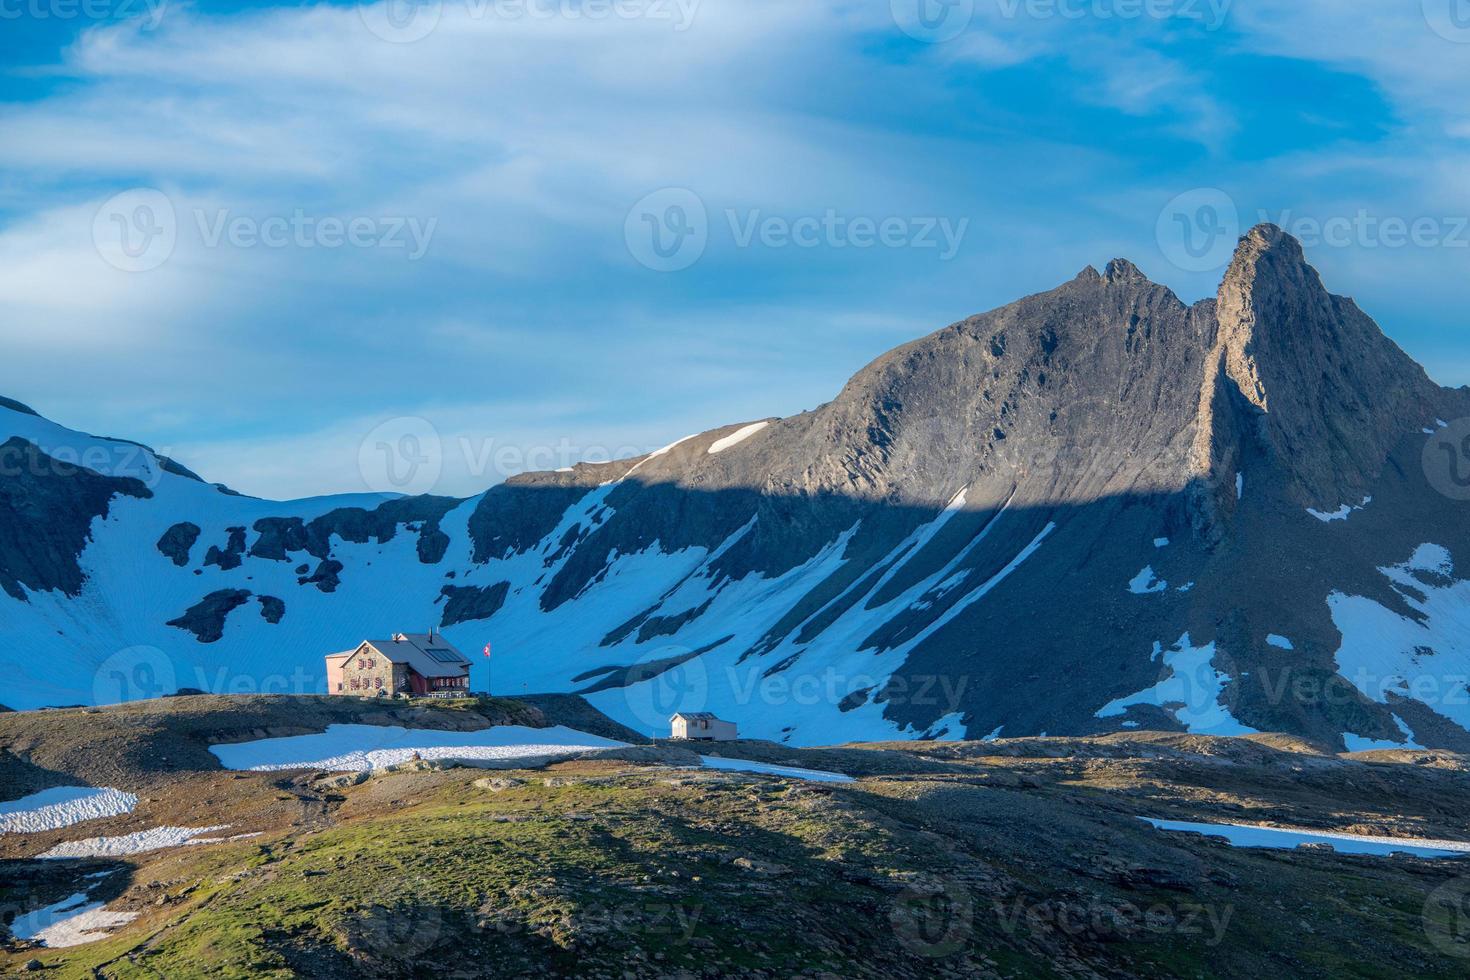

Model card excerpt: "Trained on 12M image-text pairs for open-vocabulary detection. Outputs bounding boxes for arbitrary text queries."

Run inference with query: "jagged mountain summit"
[5,224,1470,750]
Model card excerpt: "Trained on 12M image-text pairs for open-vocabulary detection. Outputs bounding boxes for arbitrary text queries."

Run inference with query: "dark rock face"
[258,595,285,624]
[467,466,633,564]
[156,522,202,567]
[167,589,253,643]
[299,559,344,593]
[0,437,151,600]
[439,582,511,627]
[252,496,460,570]
[204,527,247,571]
[0,396,38,417]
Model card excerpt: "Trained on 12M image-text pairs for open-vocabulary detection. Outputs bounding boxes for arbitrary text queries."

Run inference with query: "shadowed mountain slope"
[3,225,1469,750]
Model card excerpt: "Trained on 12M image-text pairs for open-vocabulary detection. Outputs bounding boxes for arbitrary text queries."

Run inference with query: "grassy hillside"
[3,697,1470,978]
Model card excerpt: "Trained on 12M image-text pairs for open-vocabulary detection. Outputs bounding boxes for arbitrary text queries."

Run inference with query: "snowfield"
[0,786,138,834]
[39,825,235,859]
[698,756,854,783]
[208,724,626,772]
[707,421,770,454]
[1096,634,1259,737]
[1330,543,1470,743]
[207,724,857,783]
[1142,818,1470,859]
[9,892,139,948]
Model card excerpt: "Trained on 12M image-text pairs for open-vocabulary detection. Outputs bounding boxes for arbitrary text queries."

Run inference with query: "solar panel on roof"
[425,648,461,663]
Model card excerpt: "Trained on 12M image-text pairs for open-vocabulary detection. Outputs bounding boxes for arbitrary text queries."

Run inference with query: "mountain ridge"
[3,224,1470,753]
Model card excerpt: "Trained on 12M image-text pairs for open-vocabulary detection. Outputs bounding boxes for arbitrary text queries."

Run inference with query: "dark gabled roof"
[327,633,470,679]
[671,712,720,721]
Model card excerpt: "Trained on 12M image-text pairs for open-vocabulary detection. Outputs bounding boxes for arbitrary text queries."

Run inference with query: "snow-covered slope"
[6,225,1470,751]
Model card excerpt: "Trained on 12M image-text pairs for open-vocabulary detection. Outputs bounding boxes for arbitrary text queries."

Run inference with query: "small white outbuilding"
[670,712,737,741]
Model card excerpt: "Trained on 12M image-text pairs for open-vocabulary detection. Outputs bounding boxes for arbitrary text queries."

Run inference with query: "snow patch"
[1235,473,1243,500]
[707,422,770,455]
[1141,818,1470,858]
[210,724,626,772]
[40,825,235,859]
[1308,495,1372,523]
[0,786,137,834]
[1266,634,1294,651]
[1127,566,1167,594]
[698,756,853,783]
[1153,537,1169,548]
[1097,635,1258,736]
[1330,542,1470,736]
[9,893,139,948]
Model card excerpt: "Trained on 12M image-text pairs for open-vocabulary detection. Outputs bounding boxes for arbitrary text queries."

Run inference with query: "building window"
[374,677,383,689]
[366,659,374,668]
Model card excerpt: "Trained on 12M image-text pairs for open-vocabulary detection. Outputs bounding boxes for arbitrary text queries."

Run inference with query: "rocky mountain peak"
[1197,223,1443,510]
[1104,257,1148,284]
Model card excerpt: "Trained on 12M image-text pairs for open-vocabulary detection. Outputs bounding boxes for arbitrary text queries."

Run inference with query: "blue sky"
[2,0,1469,498]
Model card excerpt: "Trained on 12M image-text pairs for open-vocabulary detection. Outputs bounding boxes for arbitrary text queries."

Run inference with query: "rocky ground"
[3,696,1470,978]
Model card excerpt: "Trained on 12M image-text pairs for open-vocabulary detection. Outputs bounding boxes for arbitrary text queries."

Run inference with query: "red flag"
[482,643,492,659]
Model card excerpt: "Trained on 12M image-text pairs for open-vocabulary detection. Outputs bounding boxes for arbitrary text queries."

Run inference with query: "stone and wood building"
[325,631,472,697]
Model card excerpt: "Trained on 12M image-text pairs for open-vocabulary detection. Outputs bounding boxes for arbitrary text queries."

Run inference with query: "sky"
[1,0,1468,499]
